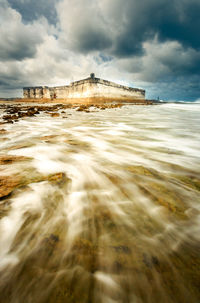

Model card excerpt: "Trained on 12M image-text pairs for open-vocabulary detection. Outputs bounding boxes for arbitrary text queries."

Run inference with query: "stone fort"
[23,74,146,103]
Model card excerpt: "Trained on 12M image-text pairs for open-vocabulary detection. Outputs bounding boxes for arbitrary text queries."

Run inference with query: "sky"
[0,0,200,101]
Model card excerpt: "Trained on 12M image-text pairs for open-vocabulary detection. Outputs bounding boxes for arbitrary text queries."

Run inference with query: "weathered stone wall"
[29,88,35,98]
[23,76,145,102]
[23,86,51,99]
[23,88,30,98]
[35,87,43,99]
[91,82,145,100]
[43,87,51,99]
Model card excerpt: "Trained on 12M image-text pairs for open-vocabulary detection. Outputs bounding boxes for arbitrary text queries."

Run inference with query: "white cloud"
[0,0,200,100]
[0,1,45,61]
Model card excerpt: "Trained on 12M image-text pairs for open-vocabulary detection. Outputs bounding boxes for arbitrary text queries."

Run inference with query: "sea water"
[0,103,200,303]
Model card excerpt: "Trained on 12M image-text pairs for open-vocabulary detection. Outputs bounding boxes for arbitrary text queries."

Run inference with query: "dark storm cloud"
[146,75,200,101]
[0,1,44,61]
[57,0,200,78]
[112,0,200,57]
[74,28,112,53]
[7,0,59,24]
[157,1,200,50]
[0,67,28,95]
[158,48,200,75]
[0,29,43,61]
[57,0,112,54]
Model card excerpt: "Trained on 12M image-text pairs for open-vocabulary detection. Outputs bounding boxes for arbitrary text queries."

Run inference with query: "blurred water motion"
[0,103,200,303]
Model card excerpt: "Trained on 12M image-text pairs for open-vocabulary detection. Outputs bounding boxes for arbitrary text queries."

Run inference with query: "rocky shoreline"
[0,98,160,124]
[0,103,124,124]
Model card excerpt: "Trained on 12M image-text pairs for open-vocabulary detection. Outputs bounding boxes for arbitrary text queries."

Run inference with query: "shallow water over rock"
[0,103,200,303]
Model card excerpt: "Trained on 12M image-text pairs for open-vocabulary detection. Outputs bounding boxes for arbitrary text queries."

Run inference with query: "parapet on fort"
[23,74,146,103]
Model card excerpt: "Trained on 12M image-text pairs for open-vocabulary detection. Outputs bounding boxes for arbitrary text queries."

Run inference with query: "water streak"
[0,103,200,303]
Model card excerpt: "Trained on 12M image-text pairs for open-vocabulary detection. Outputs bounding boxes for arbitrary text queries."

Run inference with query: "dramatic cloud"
[0,0,200,100]
[0,1,45,61]
[110,0,200,57]
[57,0,112,53]
[7,0,59,24]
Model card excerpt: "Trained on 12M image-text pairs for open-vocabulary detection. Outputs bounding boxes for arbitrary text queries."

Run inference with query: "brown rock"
[17,112,28,118]
[0,155,30,165]
[48,172,65,182]
[50,113,60,117]
[76,105,90,112]
[0,129,6,134]
[26,110,36,116]
[0,172,68,199]
[39,135,58,142]
[3,115,12,120]
[0,175,20,198]
[8,143,33,150]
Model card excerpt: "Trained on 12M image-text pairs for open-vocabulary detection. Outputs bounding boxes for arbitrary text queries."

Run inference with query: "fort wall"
[23,75,145,103]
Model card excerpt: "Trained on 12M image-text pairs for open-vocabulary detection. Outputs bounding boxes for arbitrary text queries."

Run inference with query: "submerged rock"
[0,175,21,199]
[50,113,60,117]
[76,105,90,112]
[0,155,31,165]
[0,171,68,200]
[0,129,7,134]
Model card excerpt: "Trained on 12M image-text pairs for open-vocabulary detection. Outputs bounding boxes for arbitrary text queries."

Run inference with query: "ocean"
[0,102,200,303]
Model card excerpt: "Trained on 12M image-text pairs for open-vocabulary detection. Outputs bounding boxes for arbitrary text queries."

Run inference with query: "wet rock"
[8,142,34,150]
[7,108,19,114]
[152,255,159,266]
[63,104,73,108]
[47,172,66,183]
[47,172,70,189]
[76,105,90,112]
[126,165,154,176]
[113,261,123,273]
[111,245,131,254]
[0,155,31,165]
[49,234,59,242]
[17,112,29,118]
[173,174,200,191]
[142,253,152,268]
[73,238,97,254]
[0,171,68,200]
[0,138,8,142]
[93,103,124,110]
[26,109,38,116]
[139,181,188,219]
[3,114,13,121]
[10,114,18,120]
[43,234,60,247]
[0,175,21,199]
[50,113,60,117]
[39,135,58,142]
[0,129,6,134]
[4,120,13,124]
